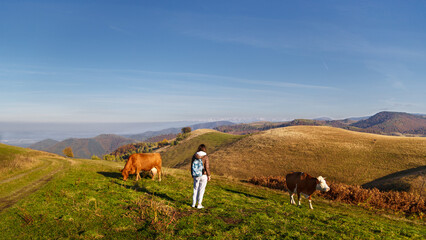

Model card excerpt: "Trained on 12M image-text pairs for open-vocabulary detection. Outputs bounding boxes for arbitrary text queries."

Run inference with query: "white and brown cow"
[286,172,330,209]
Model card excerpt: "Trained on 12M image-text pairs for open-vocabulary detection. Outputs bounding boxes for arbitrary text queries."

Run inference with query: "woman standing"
[191,144,211,209]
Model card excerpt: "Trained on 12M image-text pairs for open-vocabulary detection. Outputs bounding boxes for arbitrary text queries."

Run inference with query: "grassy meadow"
[0,157,425,239]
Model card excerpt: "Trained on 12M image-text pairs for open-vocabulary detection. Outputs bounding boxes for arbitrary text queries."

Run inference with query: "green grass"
[1,158,424,239]
[161,131,245,168]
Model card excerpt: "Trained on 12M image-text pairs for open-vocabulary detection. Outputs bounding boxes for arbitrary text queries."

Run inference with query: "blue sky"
[1,0,425,123]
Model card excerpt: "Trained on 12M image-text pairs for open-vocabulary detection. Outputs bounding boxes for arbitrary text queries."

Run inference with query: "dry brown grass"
[210,126,426,185]
[248,176,425,216]
[0,154,40,175]
[128,192,183,235]
[185,129,219,141]
[0,143,61,177]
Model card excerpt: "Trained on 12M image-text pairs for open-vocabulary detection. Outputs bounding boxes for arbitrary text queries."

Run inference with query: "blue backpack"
[191,158,204,177]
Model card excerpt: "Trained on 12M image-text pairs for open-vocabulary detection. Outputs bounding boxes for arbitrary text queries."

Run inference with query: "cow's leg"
[308,195,313,209]
[289,191,294,205]
[290,185,297,205]
[297,192,301,206]
[135,168,141,181]
[150,167,157,180]
[157,166,162,182]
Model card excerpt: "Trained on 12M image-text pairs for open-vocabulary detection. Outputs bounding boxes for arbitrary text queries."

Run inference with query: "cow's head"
[121,168,129,181]
[121,167,136,181]
[316,176,330,192]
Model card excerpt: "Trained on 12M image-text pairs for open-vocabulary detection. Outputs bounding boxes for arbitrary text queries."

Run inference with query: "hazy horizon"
[0,121,197,146]
[0,113,371,146]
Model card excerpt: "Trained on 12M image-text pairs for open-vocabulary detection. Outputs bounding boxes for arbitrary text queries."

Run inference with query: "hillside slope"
[207,126,426,185]
[0,143,69,211]
[362,166,426,197]
[160,129,245,168]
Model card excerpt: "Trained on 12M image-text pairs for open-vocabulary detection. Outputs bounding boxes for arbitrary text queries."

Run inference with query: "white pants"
[192,175,208,206]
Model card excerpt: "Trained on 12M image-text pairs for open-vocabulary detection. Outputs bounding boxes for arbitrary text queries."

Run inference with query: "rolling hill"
[214,119,324,135]
[0,143,69,211]
[160,129,245,168]
[351,111,426,135]
[0,143,41,179]
[214,112,426,136]
[163,126,426,186]
[126,121,234,141]
[40,134,137,159]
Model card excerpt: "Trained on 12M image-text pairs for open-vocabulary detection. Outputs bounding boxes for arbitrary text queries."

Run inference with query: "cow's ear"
[316,179,320,184]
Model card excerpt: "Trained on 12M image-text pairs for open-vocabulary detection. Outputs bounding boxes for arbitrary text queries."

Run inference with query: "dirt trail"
[0,157,71,212]
[0,162,51,185]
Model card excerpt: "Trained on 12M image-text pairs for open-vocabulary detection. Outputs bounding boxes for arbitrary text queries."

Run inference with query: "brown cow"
[286,172,330,209]
[121,153,162,181]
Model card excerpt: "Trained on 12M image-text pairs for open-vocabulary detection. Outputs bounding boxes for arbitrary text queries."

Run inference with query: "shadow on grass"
[362,165,426,192]
[113,181,178,203]
[97,171,153,181]
[97,171,122,180]
[222,188,267,200]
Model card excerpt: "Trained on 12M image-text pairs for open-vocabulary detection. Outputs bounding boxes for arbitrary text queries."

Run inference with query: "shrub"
[103,154,116,161]
[181,127,192,134]
[62,147,74,158]
[158,139,169,148]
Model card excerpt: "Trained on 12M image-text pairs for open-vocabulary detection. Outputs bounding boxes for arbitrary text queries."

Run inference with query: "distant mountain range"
[29,121,235,158]
[28,113,425,159]
[30,134,136,159]
[215,112,426,136]
[350,111,426,135]
[125,121,234,141]
[29,139,59,151]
